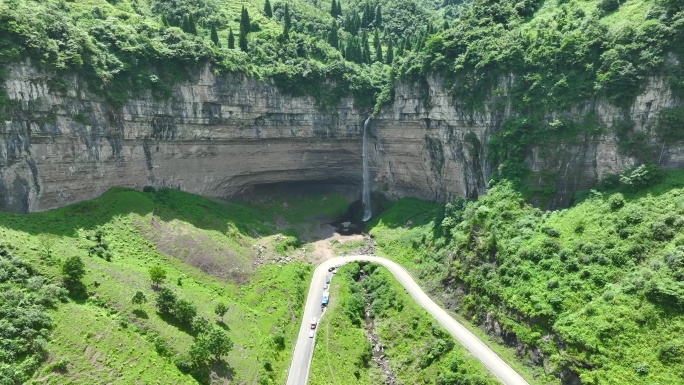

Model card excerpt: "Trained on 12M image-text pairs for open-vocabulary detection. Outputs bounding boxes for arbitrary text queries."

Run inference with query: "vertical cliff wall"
[1,61,365,212]
[0,61,681,213]
[371,75,681,207]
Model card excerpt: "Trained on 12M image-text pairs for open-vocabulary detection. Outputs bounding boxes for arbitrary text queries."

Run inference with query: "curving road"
[285,255,529,385]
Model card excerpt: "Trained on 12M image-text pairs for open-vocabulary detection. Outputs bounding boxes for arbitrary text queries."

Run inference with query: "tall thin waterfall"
[362,117,372,221]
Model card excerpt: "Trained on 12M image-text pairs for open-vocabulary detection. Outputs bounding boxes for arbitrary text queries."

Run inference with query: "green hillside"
[309,262,500,385]
[0,187,348,384]
[368,169,684,384]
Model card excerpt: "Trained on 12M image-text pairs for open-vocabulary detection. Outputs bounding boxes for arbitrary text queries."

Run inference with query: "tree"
[205,327,233,361]
[386,38,394,64]
[361,30,371,63]
[132,291,147,308]
[38,234,57,259]
[328,22,339,49]
[210,24,219,46]
[156,287,177,315]
[240,6,251,34]
[373,29,382,62]
[62,256,85,284]
[228,28,235,49]
[175,299,198,327]
[189,336,212,366]
[282,3,291,39]
[330,0,338,17]
[149,265,167,288]
[215,302,228,322]
[192,317,212,335]
[264,0,273,17]
[239,29,248,51]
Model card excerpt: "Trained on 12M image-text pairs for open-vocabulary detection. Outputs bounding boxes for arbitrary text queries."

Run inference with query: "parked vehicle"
[321,291,330,306]
[323,284,328,290]
[309,330,315,338]
[328,267,335,272]
[310,317,317,329]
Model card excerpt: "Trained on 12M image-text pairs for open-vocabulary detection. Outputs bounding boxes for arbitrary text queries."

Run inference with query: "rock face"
[370,75,680,207]
[1,61,364,212]
[0,61,681,212]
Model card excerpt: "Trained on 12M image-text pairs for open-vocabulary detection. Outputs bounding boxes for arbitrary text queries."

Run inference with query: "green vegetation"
[309,263,378,384]
[369,170,684,384]
[0,0,451,110]
[0,187,331,384]
[310,262,498,384]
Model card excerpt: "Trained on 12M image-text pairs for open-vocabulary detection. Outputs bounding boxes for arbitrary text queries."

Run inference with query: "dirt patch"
[136,215,253,284]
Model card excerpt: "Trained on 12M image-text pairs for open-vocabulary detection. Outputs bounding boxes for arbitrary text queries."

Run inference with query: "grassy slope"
[367,171,684,384]
[309,264,380,385]
[0,187,347,384]
[310,263,498,384]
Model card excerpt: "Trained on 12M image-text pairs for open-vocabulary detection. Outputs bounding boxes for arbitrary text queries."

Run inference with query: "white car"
[309,330,315,338]
[310,317,317,329]
[323,284,329,290]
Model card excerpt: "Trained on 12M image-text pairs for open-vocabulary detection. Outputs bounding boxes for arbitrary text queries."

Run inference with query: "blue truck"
[321,291,330,306]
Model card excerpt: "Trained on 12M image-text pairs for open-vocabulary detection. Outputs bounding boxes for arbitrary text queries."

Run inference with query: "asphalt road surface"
[285,255,530,385]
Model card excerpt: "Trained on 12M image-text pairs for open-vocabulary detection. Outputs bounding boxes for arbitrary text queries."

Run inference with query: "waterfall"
[362,117,372,221]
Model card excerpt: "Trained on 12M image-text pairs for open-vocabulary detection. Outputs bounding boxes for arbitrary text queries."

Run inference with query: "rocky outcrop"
[0,61,680,212]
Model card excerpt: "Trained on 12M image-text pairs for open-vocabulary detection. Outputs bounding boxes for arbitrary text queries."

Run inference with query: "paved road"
[285,255,530,385]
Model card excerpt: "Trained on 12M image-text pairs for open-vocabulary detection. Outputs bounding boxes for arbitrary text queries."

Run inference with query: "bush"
[597,0,621,14]
[154,337,173,357]
[174,299,198,327]
[608,193,625,210]
[143,186,157,193]
[620,164,662,190]
[62,255,86,284]
[155,287,177,315]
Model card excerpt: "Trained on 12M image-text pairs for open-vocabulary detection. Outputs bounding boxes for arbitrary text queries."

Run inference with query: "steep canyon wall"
[0,61,680,212]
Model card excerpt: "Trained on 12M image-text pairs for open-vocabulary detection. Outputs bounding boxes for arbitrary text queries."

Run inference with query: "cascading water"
[362,117,372,221]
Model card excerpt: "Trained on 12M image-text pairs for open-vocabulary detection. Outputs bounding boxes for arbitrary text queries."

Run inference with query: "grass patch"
[0,187,322,384]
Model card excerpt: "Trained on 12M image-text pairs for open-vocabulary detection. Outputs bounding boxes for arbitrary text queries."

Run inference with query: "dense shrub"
[0,249,65,384]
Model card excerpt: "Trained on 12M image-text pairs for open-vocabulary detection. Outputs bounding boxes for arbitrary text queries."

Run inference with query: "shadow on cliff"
[0,187,286,240]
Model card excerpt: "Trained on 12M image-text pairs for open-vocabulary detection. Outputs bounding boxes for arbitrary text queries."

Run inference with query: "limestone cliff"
[1,61,364,212]
[370,75,680,207]
[0,61,681,212]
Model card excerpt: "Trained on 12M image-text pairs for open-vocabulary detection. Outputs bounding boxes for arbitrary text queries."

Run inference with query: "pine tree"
[386,38,394,64]
[186,14,197,35]
[361,30,371,63]
[239,28,248,51]
[374,5,382,28]
[330,0,338,17]
[264,0,273,17]
[181,15,189,33]
[283,3,291,39]
[241,6,251,34]
[336,0,342,16]
[366,3,374,27]
[328,22,339,49]
[373,29,382,62]
[228,28,235,49]
[361,7,368,29]
[210,24,219,46]
[161,15,169,27]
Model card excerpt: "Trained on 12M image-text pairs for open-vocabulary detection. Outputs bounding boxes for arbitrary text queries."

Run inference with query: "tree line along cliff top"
[0,0,682,113]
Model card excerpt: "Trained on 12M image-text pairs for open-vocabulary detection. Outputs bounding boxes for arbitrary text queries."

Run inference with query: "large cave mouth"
[235,179,362,202]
